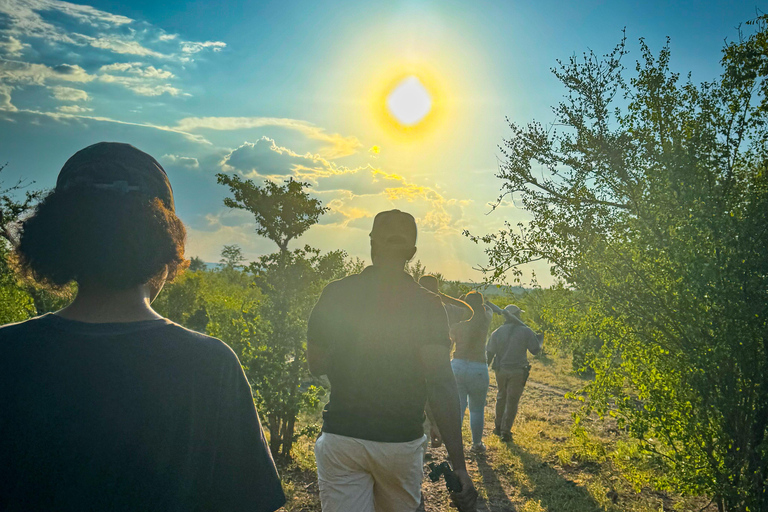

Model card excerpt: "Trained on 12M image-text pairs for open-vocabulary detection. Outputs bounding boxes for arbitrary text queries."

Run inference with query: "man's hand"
[450,469,478,512]
[430,426,442,448]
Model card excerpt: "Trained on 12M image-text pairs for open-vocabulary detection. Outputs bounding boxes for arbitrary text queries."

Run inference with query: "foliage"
[471,20,768,511]
[0,161,69,320]
[248,246,352,457]
[153,256,265,365]
[218,174,348,457]
[188,256,207,272]
[216,174,328,252]
[0,242,35,323]
[219,244,246,270]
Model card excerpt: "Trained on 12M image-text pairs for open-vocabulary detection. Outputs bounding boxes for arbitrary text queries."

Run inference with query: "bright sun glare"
[386,76,432,126]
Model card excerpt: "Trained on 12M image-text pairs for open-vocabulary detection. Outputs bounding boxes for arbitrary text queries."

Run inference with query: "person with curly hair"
[0,142,285,512]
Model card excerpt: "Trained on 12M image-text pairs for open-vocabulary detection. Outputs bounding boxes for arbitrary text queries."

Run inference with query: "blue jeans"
[451,359,490,445]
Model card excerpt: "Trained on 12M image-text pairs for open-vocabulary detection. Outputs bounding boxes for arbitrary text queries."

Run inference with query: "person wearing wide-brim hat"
[0,142,285,511]
[486,304,544,442]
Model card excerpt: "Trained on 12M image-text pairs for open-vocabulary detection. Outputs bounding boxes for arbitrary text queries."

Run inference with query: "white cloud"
[50,85,89,101]
[0,84,16,111]
[0,59,94,85]
[5,106,210,143]
[176,116,362,158]
[221,137,312,176]
[0,36,26,58]
[57,104,92,113]
[0,0,132,47]
[79,34,165,58]
[181,41,226,54]
[100,62,174,79]
[0,0,227,62]
[97,64,181,96]
[162,154,199,168]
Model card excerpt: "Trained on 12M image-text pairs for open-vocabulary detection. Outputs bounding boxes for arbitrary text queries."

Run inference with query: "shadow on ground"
[505,442,605,511]
[475,453,517,512]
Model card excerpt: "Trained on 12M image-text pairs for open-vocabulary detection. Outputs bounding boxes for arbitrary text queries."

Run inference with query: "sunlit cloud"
[175,117,362,158]
[162,154,200,169]
[0,84,16,111]
[0,60,94,85]
[56,104,92,113]
[220,137,337,177]
[99,62,174,79]
[0,36,26,58]
[181,41,227,54]
[50,86,90,102]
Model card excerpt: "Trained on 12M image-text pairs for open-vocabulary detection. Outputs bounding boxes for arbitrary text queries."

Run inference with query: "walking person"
[449,291,494,453]
[418,274,472,325]
[307,210,477,512]
[486,305,544,442]
[418,274,472,449]
[0,143,285,512]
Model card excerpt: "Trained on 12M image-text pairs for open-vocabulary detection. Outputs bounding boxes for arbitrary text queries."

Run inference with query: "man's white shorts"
[314,432,426,512]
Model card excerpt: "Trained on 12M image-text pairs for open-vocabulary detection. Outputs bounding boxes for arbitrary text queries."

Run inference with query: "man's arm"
[486,329,499,366]
[485,301,504,316]
[527,330,544,356]
[440,293,473,321]
[419,344,477,511]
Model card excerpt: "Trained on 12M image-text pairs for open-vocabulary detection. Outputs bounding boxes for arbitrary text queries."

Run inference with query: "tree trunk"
[281,415,296,458]
[268,414,281,457]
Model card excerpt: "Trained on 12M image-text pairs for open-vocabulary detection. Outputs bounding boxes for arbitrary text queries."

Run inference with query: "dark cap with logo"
[55,142,174,211]
[370,209,417,247]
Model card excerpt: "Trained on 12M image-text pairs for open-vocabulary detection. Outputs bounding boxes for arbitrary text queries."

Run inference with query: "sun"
[386,76,432,126]
[371,65,446,139]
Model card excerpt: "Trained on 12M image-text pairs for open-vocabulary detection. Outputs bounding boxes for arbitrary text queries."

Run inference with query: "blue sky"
[0,0,762,284]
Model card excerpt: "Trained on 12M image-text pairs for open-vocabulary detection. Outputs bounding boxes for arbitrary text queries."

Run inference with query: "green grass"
[276,352,715,512]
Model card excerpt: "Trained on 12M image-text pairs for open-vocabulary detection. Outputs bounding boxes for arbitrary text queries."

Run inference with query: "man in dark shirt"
[0,142,285,512]
[307,210,477,512]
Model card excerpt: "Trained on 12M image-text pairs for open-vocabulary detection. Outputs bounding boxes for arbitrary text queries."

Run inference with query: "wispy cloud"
[176,117,362,158]
[0,0,226,109]
[162,154,200,169]
[50,85,89,101]
[0,36,26,58]
[0,0,225,60]
[181,41,226,54]
[57,104,92,113]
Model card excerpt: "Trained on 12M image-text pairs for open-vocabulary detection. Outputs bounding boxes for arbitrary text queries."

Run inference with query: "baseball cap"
[504,304,524,317]
[55,142,174,211]
[369,209,417,247]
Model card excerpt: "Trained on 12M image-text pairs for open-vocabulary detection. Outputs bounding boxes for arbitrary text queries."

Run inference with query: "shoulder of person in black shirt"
[0,314,286,512]
[308,266,451,442]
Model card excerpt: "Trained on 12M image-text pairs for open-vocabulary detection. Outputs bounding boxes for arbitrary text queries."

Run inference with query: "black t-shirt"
[307,266,451,443]
[0,314,285,512]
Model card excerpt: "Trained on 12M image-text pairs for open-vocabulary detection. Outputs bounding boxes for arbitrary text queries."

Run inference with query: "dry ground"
[276,352,715,512]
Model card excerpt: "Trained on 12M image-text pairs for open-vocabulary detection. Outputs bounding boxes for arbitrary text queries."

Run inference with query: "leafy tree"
[188,256,207,272]
[0,161,64,321]
[248,246,350,456]
[471,20,768,511]
[404,259,428,282]
[216,174,327,252]
[218,175,344,457]
[153,263,265,362]
[219,245,246,270]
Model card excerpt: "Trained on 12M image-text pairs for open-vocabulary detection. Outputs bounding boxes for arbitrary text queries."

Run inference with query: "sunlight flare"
[386,76,432,126]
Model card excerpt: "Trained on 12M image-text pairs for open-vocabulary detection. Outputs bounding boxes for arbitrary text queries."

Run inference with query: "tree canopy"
[473,19,768,512]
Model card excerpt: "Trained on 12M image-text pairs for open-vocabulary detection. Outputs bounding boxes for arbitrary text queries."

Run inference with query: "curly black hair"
[17,187,188,289]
